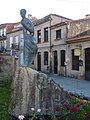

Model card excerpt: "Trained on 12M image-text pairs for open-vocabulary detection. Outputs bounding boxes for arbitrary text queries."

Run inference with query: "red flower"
[72,106,78,112]
[54,107,60,111]
[79,102,84,105]
[81,97,84,100]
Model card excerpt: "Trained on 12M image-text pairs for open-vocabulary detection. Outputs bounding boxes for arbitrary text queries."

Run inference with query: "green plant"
[0,75,12,120]
[51,114,57,120]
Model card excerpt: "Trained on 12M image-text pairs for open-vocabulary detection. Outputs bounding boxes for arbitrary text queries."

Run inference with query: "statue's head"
[20,9,26,18]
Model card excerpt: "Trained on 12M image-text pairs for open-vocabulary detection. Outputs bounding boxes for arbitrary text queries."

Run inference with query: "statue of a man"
[20,9,38,67]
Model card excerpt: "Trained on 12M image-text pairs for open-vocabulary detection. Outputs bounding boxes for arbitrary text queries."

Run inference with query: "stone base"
[9,67,70,118]
[9,67,50,117]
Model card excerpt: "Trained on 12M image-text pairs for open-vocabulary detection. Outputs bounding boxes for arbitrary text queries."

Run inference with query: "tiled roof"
[69,17,90,23]
[34,14,71,26]
[67,35,90,43]
[0,23,7,29]
[0,23,15,32]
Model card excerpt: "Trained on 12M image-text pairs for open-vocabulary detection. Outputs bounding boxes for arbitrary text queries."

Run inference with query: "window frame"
[72,49,79,71]
[56,29,61,39]
[37,30,41,43]
[14,36,19,49]
[44,27,48,42]
[10,37,13,48]
[61,50,65,66]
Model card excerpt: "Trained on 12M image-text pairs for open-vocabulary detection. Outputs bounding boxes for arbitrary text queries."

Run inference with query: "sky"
[1,0,90,23]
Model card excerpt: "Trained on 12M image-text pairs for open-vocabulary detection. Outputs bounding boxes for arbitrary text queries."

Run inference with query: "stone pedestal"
[9,67,52,117]
[9,67,70,118]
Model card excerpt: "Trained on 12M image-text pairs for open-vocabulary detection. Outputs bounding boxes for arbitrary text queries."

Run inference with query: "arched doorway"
[85,48,90,80]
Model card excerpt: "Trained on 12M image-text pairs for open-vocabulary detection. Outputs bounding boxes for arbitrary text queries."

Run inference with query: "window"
[44,51,48,65]
[56,29,61,39]
[0,29,2,36]
[14,36,19,49]
[61,50,65,66]
[72,49,79,70]
[10,37,13,48]
[0,42,4,52]
[15,36,18,45]
[4,40,6,49]
[37,30,41,43]
[4,28,6,36]
[2,29,4,36]
[44,27,48,42]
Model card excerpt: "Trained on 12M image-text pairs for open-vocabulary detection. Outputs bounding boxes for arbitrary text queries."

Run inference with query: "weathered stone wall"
[0,54,14,82]
[66,41,90,80]
[68,19,90,39]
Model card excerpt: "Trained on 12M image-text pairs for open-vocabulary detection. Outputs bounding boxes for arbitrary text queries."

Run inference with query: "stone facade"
[51,22,67,75]
[6,22,24,67]
[6,22,23,51]
[0,23,14,52]
[66,18,90,80]
[32,14,71,75]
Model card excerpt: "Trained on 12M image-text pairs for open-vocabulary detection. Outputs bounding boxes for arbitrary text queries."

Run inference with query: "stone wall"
[68,18,90,39]
[0,54,14,82]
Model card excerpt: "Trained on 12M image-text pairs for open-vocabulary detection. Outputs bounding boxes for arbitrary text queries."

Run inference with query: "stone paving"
[47,74,90,99]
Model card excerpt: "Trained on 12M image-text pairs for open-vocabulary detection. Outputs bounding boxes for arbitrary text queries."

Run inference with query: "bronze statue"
[20,9,38,67]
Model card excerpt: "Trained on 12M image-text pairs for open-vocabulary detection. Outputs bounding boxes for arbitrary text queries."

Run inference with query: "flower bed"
[51,94,90,120]
[17,96,90,120]
[9,75,90,120]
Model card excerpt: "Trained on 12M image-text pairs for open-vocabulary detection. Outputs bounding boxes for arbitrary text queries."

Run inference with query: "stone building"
[0,23,14,52]
[6,22,23,70]
[50,22,68,75]
[32,14,71,74]
[66,16,90,80]
[6,22,23,53]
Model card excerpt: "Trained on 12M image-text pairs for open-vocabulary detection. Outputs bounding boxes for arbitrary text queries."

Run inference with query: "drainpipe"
[49,16,52,73]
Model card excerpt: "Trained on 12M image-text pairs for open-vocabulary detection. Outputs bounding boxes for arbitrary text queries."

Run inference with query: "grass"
[0,75,12,120]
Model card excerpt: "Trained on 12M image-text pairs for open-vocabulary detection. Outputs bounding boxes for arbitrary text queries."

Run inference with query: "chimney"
[85,14,90,19]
